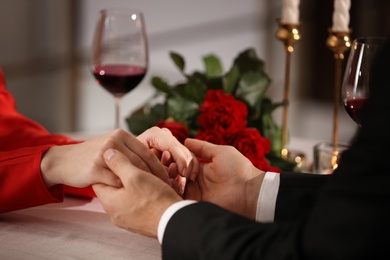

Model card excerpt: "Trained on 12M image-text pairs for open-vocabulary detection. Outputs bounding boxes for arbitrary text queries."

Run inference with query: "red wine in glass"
[343,97,368,127]
[341,37,387,128]
[92,65,146,97]
[91,8,148,129]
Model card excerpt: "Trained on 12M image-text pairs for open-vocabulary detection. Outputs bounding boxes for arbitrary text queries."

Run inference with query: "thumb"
[103,148,133,184]
[185,138,219,160]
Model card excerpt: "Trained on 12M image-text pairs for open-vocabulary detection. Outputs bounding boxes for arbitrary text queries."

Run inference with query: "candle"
[331,0,351,32]
[281,0,300,24]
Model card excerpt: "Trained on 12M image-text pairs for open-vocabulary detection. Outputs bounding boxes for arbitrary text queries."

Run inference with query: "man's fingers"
[184,138,219,160]
[168,162,179,178]
[150,148,162,160]
[92,183,118,210]
[188,152,200,181]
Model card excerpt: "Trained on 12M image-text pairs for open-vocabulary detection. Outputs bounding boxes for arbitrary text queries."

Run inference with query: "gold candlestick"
[276,20,301,159]
[326,30,351,152]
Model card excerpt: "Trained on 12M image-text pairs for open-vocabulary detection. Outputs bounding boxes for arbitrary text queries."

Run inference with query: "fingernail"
[190,172,197,182]
[104,149,116,162]
[180,183,185,196]
[182,168,187,178]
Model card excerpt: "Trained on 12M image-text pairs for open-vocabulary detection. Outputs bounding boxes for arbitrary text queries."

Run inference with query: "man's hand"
[184,138,265,219]
[93,148,182,238]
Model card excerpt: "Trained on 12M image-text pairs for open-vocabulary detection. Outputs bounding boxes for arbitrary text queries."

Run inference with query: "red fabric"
[0,67,95,213]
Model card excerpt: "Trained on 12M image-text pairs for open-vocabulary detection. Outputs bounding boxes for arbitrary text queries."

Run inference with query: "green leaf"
[267,124,283,155]
[188,71,208,86]
[126,104,166,135]
[151,77,171,94]
[171,78,208,104]
[205,77,224,90]
[203,54,223,77]
[260,99,284,154]
[236,71,270,109]
[170,52,186,73]
[167,93,199,122]
[233,48,265,74]
[222,65,240,94]
[258,97,284,114]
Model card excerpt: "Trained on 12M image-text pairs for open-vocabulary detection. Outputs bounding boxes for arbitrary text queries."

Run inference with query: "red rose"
[157,120,190,144]
[230,128,270,158]
[197,90,247,134]
[195,129,228,145]
[229,128,279,172]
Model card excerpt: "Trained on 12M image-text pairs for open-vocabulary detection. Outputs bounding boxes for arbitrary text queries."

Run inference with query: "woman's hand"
[40,128,198,195]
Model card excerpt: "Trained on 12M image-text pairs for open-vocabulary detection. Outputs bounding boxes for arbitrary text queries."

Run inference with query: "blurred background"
[1,0,389,143]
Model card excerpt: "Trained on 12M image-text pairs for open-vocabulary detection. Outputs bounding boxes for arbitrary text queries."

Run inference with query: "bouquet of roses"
[127,48,296,172]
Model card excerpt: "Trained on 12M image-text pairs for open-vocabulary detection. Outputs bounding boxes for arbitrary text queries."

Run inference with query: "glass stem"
[114,96,121,129]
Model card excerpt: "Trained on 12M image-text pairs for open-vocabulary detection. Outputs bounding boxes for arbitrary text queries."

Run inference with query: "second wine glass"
[91,8,148,129]
[341,37,386,128]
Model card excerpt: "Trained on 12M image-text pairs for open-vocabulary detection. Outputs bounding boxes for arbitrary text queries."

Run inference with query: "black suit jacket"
[162,39,390,259]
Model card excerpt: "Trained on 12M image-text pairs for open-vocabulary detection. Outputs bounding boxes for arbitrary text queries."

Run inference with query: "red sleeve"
[0,146,63,213]
[0,67,76,149]
[0,67,95,213]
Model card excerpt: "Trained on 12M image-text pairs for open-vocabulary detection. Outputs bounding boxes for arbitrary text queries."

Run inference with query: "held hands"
[183,139,265,219]
[93,149,182,238]
[40,127,198,192]
[93,138,265,238]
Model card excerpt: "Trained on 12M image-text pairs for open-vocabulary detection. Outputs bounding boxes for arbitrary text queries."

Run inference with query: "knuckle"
[112,128,127,138]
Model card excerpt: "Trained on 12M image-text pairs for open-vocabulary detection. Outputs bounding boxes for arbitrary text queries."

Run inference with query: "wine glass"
[91,8,148,129]
[341,37,386,128]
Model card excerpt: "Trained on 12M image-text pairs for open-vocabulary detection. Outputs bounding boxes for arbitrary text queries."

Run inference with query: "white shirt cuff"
[255,171,280,222]
[157,200,197,244]
[157,172,280,243]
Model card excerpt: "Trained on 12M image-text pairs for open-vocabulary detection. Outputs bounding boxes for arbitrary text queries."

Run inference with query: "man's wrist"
[245,169,265,220]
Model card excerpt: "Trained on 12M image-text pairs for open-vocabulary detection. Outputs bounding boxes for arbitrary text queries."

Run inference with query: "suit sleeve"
[162,202,306,260]
[274,172,329,221]
[161,174,329,260]
[161,137,389,260]
[162,38,390,260]
[163,170,390,260]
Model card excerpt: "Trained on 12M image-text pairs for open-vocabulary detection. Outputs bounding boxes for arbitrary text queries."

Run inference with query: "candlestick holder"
[275,20,301,159]
[326,30,351,151]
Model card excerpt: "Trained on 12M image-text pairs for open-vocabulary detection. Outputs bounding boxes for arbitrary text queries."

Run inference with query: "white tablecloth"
[0,197,161,260]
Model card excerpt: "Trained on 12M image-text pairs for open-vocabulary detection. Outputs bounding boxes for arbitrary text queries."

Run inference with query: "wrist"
[40,146,61,187]
[244,168,265,220]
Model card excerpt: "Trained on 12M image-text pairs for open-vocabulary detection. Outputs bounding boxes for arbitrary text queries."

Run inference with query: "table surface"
[0,132,322,259]
[0,196,161,260]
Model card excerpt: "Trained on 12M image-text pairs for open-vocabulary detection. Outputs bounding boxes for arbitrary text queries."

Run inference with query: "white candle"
[281,0,300,24]
[331,0,351,31]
